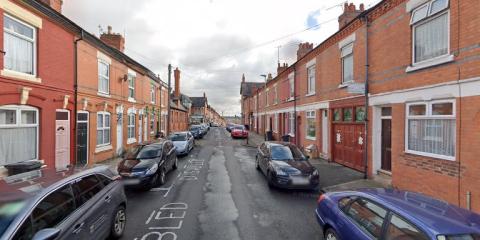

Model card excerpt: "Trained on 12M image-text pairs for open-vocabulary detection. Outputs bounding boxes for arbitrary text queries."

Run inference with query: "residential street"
[122,127,324,240]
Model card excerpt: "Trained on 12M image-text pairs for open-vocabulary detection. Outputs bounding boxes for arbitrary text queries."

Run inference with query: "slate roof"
[190,97,207,108]
[240,82,264,97]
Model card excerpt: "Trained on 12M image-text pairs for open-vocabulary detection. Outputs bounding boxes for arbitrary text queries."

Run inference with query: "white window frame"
[289,112,295,136]
[307,65,316,95]
[98,60,110,95]
[341,43,354,84]
[150,83,156,104]
[3,14,37,77]
[306,110,316,140]
[96,111,111,147]
[127,72,136,101]
[409,0,451,68]
[289,74,295,100]
[150,112,155,134]
[405,99,456,160]
[0,105,39,163]
[273,113,279,133]
[127,112,136,143]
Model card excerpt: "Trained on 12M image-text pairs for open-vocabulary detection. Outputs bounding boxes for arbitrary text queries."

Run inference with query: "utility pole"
[276,45,282,64]
[167,64,172,136]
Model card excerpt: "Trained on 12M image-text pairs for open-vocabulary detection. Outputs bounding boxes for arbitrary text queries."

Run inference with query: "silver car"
[169,132,194,156]
[0,165,127,240]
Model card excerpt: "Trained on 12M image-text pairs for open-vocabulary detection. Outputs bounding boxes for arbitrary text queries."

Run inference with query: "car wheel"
[173,156,178,170]
[255,156,260,171]
[109,205,126,239]
[267,171,275,188]
[325,228,340,240]
[158,168,166,186]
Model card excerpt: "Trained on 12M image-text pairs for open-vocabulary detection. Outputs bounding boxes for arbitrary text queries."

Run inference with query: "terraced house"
[241,0,480,212]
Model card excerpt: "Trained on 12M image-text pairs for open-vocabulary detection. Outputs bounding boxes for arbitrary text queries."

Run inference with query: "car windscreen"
[0,200,26,236]
[126,145,161,159]
[190,126,200,131]
[270,145,305,161]
[169,134,187,141]
[233,126,244,130]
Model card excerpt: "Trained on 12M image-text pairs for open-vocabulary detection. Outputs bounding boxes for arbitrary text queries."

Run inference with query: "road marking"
[135,203,188,240]
[145,210,156,225]
[150,184,174,197]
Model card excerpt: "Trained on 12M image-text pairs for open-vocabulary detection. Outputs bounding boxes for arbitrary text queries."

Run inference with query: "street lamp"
[260,74,267,140]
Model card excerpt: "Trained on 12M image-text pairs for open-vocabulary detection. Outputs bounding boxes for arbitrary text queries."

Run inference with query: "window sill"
[97,92,111,98]
[338,83,352,88]
[406,54,454,73]
[404,150,455,161]
[306,137,316,141]
[305,92,316,97]
[1,70,41,83]
[128,97,136,103]
[287,97,294,102]
[95,145,112,153]
[127,138,137,144]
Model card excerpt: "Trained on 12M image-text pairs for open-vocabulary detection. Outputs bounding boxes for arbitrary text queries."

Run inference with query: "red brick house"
[0,0,76,169]
[242,0,480,212]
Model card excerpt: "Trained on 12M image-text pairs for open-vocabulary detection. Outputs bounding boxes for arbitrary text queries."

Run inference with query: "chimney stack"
[174,67,180,98]
[40,0,63,13]
[338,2,365,29]
[100,26,125,52]
[203,92,206,98]
[267,73,273,81]
[277,62,288,75]
[297,42,314,60]
[241,73,245,83]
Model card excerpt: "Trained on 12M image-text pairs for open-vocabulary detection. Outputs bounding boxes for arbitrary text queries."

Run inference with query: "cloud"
[63,0,379,116]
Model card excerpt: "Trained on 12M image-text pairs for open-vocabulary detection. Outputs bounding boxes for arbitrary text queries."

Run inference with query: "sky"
[63,0,380,116]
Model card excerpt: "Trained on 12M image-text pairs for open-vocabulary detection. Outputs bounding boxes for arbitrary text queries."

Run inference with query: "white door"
[138,114,143,143]
[116,113,123,155]
[55,110,70,169]
[144,116,148,141]
[322,109,329,156]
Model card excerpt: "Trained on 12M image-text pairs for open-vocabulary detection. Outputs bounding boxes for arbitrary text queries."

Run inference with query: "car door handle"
[104,195,112,203]
[72,222,84,234]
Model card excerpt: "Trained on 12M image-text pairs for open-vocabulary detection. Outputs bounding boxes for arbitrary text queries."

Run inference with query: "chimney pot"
[100,26,126,52]
[296,42,314,60]
[338,2,365,29]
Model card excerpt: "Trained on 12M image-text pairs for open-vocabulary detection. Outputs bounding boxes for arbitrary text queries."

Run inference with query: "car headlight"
[273,166,288,176]
[145,164,158,176]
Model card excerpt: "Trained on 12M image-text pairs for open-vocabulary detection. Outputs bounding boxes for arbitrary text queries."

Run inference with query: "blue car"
[315,188,480,240]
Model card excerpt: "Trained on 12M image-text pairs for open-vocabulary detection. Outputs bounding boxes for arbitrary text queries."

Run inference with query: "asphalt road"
[122,127,324,240]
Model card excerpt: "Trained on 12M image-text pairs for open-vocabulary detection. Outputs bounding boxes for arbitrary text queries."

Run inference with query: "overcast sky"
[64,0,379,116]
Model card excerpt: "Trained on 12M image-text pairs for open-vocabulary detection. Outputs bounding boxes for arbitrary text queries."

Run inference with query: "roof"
[358,189,480,236]
[190,97,207,107]
[240,82,264,97]
[22,0,162,84]
[170,101,187,112]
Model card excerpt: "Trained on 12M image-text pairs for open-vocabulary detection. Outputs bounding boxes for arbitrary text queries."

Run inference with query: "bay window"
[406,100,455,160]
[4,15,36,75]
[410,0,449,64]
[306,111,316,140]
[96,112,111,146]
[98,60,110,94]
[0,105,38,165]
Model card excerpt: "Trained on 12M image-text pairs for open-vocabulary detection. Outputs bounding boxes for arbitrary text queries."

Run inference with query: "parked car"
[226,123,236,132]
[190,125,204,139]
[202,123,210,131]
[117,140,178,190]
[256,142,319,189]
[315,188,480,240]
[169,132,194,156]
[231,125,248,139]
[0,165,127,240]
[199,124,208,135]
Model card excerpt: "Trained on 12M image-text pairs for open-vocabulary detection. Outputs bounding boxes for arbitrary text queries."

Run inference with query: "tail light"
[317,193,326,204]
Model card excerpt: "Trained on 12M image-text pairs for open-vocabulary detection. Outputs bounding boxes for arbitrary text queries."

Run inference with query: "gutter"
[74,29,84,166]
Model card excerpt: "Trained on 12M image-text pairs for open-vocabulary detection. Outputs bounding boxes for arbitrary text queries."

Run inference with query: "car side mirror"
[32,228,60,240]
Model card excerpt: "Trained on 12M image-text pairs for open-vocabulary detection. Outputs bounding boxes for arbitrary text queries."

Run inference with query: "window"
[289,75,294,99]
[406,101,455,159]
[72,175,104,207]
[128,72,135,99]
[344,108,353,121]
[334,109,342,121]
[341,43,354,84]
[411,0,449,64]
[274,85,278,104]
[31,185,75,232]
[150,84,156,104]
[306,111,316,140]
[4,15,36,75]
[150,113,155,134]
[0,106,38,165]
[97,174,113,187]
[307,65,315,94]
[289,112,295,136]
[96,112,111,146]
[273,113,278,133]
[98,60,110,94]
[128,113,135,140]
[266,115,271,131]
[356,107,366,122]
[346,198,387,239]
[385,214,429,240]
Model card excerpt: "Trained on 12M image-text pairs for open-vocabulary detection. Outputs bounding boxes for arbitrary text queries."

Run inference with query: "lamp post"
[260,74,267,140]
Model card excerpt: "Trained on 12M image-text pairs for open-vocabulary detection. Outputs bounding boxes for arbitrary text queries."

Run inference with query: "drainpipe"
[293,64,298,146]
[363,16,370,179]
[74,30,84,166]
[167,64,172,136]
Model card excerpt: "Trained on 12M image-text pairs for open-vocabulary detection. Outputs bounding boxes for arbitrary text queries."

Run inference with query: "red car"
[231,125,248,139]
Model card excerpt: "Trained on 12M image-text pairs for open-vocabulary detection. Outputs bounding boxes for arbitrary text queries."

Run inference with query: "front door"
[144,115,148,141]
[322,110,329,156]
[381,119,392,171]
[116,113,123,155]
[76,112,88,166]
[138,114,143,143]
[55,110,70,169]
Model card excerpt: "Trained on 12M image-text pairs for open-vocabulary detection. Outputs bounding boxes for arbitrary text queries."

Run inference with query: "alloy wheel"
[113,208,126,236]
[159,169,166,185]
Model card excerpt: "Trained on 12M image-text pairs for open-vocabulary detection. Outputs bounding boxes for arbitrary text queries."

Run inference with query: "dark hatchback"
[189,125,204,139]
[256,142,319,189]
[117,140,178,191]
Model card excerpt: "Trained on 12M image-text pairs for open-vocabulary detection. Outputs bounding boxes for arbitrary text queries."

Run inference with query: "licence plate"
[122,178,141,185]
[291,176,309,185]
